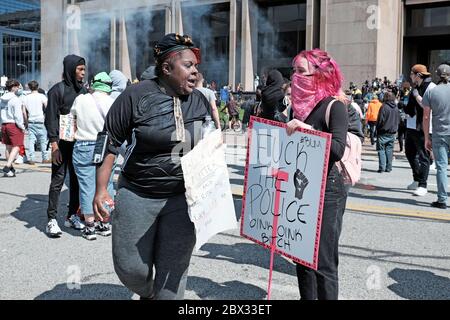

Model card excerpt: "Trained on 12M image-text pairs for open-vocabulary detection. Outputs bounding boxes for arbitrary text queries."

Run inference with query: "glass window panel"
[410,7,450,28]
[183,3,230,87]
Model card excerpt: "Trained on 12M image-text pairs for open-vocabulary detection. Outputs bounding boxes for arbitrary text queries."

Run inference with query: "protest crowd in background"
[1,31,449,301]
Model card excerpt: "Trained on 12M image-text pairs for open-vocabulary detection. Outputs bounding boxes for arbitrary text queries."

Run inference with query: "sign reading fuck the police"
[241,117,331,270]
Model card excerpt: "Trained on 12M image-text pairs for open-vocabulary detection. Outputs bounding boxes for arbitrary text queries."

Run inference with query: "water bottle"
[102,199,114,222]
[201,115,216,139]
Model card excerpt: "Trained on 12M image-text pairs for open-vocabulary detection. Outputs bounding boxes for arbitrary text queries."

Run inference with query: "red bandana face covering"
[291,72,328,122]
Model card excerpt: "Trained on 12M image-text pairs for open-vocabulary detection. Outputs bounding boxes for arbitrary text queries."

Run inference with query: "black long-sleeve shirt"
[105,79,210,198]
[45,82,87,142]
[376,102,400,135]
[404,78,433,131]
[305,97,349,172]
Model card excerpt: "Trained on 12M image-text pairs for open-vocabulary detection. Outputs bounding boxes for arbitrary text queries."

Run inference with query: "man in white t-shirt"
[195,73,220,129]
[22,80,50,164]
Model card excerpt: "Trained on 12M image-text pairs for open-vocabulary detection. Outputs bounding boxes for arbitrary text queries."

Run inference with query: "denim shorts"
[73,141,114,215]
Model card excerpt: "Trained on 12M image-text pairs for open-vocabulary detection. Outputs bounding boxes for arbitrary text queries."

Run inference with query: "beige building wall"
[376,0,403,83]
[322,0,380,87]
[322,0,405,87]
[41,0,65,90]
[42,0,441,91]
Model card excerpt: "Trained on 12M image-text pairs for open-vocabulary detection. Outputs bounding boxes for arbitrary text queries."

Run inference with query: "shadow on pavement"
[187,276,267,300]
[9,190,83,238]
[388,268,450,300]
[35,283,134,300]
[228,164,245,175]
[198,242,296,276]
[233,196,242,221]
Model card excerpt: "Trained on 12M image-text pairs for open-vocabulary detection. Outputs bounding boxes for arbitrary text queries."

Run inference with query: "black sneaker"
[3,166,15,177]
[95,221,112,237]
[82,226,97,241]
[431,202,447,210]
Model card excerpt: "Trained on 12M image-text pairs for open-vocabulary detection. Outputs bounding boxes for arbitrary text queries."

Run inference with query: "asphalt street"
[0,131,449,300]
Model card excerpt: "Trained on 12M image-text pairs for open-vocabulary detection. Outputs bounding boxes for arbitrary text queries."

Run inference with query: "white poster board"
[240,117,331,270]
[181,129,237,250]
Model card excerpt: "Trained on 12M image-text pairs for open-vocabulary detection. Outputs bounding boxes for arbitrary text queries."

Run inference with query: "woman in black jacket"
[93,34,210,300]
[287,49,349,300]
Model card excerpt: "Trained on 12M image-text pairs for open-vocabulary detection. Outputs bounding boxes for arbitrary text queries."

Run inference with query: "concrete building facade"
[40,0,450,91]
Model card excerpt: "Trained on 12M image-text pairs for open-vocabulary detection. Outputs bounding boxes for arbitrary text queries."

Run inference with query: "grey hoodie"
[109,70,128,100]
[0,92,25,130]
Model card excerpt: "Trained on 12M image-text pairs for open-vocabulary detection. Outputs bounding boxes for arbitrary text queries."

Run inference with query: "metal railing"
[0,26,40,87]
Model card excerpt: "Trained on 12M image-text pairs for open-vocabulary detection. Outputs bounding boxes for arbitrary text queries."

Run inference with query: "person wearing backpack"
[71,72,115,240]
[376,92,400,173]
[287,49,349,300]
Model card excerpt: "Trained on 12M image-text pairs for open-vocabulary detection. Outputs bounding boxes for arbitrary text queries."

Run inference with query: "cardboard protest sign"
[59,114,77,142]
[181,129,237,251]
[240,117,331,271]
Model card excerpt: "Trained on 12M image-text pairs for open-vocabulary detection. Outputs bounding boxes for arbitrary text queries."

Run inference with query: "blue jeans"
[377,134,396,171]
[26,123,49,161]
[432,135,450,204]
[73,141,114,215]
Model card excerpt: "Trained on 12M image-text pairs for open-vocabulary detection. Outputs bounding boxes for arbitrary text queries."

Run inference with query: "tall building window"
[410,6,450,28]
[183,3,230,87]
[0,0,40,85]
[125,9,165,80]
[256,2,306,79]
[78,14,111,82]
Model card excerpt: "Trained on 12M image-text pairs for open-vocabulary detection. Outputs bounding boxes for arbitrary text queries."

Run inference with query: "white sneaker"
[46,219,62,237]
[414,187,428,197]
[64,215,85,230]
[14,155,24,164]
[407,181,419,190]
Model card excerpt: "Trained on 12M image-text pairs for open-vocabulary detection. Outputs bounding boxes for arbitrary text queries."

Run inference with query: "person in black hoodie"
[376,92,400,173]
[259,69,287,122]
[44,54,87,237]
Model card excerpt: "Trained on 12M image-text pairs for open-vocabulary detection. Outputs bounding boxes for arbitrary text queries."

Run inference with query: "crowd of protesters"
[1,30,449,301]
[343,65,449,209]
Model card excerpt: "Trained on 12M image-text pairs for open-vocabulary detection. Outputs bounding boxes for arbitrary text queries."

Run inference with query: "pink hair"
[293,49,344,98]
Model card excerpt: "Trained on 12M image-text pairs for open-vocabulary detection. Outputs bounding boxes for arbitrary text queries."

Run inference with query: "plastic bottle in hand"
[201,115,216,139]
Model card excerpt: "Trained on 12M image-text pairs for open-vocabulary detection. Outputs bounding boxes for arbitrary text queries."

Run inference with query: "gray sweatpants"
[112,187,196,300]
